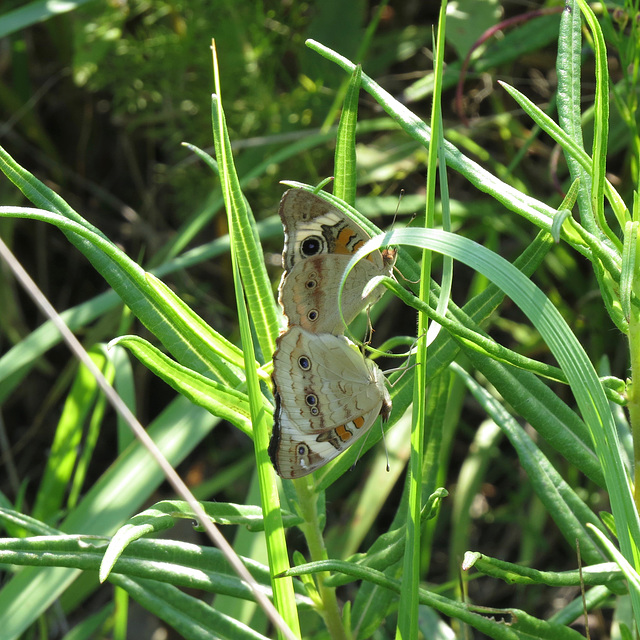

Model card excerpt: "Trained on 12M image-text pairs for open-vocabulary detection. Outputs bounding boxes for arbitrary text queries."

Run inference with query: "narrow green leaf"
[210,42,299,637]
[68,348,113,510]
[557,0,597,236]
[0,531,312,605]
[109,574,272,640]
[305,41,559,234]
[467,356,605,487]
[0,396,219,639]
[464,552,625,591]
[453,362,607,564]
[588,524,640,599]
[621,222,639,320]
[397,8,448,637]
[333,64,361,205]
[0,205,241,380]
[499,80,628,236]
[282,559,585,639]
[111,335,252,436]
[576,0,614,242]
[31,349,105,523]
[552,209,573,243]
[101,501,303,581]
[348,227,640,605]
[144,273,246,383]
[209,102,279,362]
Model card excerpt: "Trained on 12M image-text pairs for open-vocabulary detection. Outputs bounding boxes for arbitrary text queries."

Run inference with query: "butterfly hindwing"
[269,326,391,479]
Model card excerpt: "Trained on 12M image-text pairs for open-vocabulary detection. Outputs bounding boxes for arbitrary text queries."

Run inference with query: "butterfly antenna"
[386,361,419,388]
[383,336,422,383]
[389,189,404,228]
[350,428,375,472]
[380,421,390,472]
[382,330,424,380]
[390,204,422,284]
[350,403,391,473]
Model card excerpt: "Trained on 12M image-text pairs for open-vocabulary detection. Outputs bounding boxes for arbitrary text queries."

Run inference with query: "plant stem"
[295,476,348,640]
[628,308,640,511]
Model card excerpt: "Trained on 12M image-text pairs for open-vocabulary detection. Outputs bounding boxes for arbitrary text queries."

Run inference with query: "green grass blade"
[69,347,115,509]
[320,232,556,487]
[499,81,628,238]
[109,574,271,640]
[397,5,448,636]
[110,335,253,436]
[283,559,585,639]
[0,397,219,638]
[210,41,299,637]
[465,552,624,590]
[576,0,614,242]
[31,349,106,523]
[0,532,297,601]
[333,64,361,205]
[467,355,605,487]
[0,220,281,402]
[557,0,597,235]
[453,362,607,563]
[588,525,640,602]
[354,226,640,618]
[209,98,279,362]
[0,205,240,380]
[305,41,558,232]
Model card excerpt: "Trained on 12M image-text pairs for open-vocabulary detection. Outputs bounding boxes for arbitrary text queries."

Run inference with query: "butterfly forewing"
[278,189,396,334]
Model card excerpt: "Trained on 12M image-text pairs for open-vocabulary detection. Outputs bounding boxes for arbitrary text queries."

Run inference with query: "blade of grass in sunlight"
[397,5,448,636]
[576,0,615,245]
[109,335,253,436]
[210,40,300,639]
[31,348,111,523]
[453,362,607,563]
[351,226,640,614]
[281,559,585,639]
[332,64,361,205]
[305,42,558,232]
[0,395,219,639]
[0,219,283,403]
[0,204,246,382]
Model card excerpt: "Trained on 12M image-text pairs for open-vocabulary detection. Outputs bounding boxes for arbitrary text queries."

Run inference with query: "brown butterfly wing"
[278,189,396,333]
[269,327,391,478]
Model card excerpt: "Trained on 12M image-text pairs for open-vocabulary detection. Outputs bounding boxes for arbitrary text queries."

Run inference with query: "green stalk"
[627,226,640,510]
[294,477,348,640]
[396,2,447,637]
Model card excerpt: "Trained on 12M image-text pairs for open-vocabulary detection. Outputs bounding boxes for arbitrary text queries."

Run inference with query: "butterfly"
[269,326,391,479]
[277,188,396,335]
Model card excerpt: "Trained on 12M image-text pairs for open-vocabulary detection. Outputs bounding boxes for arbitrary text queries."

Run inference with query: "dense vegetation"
[1,1,639,638]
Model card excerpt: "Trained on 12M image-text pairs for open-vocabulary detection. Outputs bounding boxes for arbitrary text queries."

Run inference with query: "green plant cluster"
[1,0,640,639]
